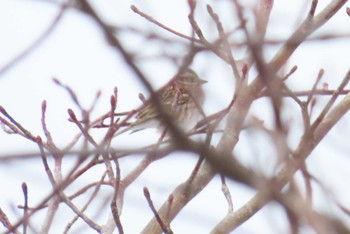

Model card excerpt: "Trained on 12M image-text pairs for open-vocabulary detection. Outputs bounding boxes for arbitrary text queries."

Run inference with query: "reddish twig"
[282,65,298,81]
[68,109,97,147]
[0,106,37,141]
[130,5,200,44]
[0,208,19,234]
[143,187,173,234]
[308,0,319,19]
[53,78,82,109]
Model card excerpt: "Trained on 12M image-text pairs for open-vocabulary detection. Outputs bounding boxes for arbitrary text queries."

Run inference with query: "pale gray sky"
[1,1,350,233]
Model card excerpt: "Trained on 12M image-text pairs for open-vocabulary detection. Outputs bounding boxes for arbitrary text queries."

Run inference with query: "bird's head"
[175,69,207,89]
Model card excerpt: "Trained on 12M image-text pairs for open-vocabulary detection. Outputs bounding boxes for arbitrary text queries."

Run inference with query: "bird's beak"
[200,79,208,84]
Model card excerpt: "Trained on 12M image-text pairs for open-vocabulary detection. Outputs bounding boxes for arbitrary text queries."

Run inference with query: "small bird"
[115,69,207,136]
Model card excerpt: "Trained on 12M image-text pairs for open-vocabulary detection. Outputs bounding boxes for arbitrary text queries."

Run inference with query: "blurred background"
[1,0,350,233]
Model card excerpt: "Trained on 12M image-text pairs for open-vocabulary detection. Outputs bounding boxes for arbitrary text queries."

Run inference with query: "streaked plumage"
[116,69,206,135]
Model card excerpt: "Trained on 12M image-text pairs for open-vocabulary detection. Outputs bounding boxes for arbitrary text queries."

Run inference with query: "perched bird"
[115,69,207,136]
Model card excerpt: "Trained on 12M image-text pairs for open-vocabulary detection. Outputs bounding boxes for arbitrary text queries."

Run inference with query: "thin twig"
[187,4,230,64]
[310,69,350,132]
[143,187,173,234]
[130,5,200,44]
[63,173,106,234]
[207,4,241,80]
[60,193,101,232]
[221,175,234,213]
[111,157,124,234]
[37,137,56,187]
[282,65,298,81]
[308,0,319,19]
[79,1,192,149]
[306,69,325,105]
[21,183,28,234]
[68,109,98,147]
[0,106,37,141]
[0,208,19,234]
[53,78,82,109]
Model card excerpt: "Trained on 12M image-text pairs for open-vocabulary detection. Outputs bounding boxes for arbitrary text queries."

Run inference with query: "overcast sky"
[1,1,350,233]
